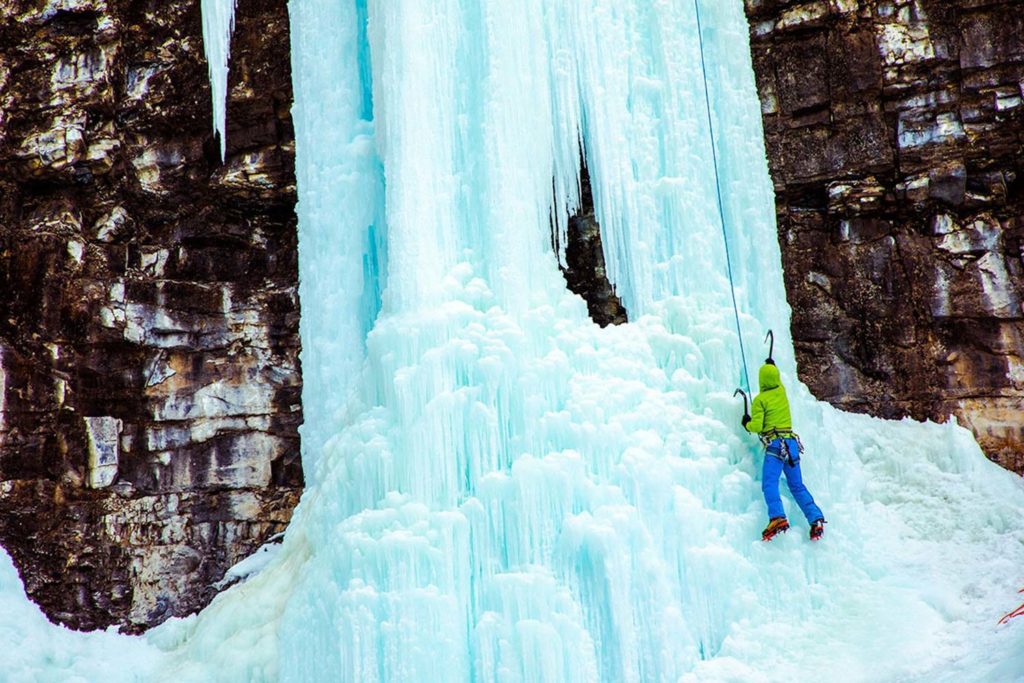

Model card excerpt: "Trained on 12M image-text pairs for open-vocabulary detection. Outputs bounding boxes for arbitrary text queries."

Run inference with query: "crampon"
[762,517,789,542]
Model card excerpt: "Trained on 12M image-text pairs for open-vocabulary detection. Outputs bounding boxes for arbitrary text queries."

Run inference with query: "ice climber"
[741,360,826,542]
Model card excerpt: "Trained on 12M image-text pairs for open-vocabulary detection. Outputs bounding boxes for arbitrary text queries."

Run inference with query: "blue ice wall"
[266,1,1024,681]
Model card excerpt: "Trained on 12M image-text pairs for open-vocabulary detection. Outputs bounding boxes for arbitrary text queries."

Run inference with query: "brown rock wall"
[745,0,1024,472]
[0,0,301,632]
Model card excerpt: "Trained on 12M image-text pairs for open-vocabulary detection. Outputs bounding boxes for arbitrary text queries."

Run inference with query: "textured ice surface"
[2,1,1024,681]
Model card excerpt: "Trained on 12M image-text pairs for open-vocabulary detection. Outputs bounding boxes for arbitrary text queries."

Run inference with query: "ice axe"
[764,329,775,365]
[733,388,749,416]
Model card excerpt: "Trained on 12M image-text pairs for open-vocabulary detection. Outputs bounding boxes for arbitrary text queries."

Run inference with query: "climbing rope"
[694,0,751,394]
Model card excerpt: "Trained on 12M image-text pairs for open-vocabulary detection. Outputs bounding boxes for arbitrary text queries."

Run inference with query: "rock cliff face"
[745,0,1024,472]
[0,0,301,632]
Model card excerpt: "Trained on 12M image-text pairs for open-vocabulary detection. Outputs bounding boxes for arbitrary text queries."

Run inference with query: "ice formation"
[2,0,1024,681]
[200,0,238,160]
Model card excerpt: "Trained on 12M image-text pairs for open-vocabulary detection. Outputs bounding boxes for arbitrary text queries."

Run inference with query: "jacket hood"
[758,363,782,392]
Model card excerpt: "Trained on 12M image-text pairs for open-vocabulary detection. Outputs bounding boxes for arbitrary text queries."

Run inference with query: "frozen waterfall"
[1,0,1023,681]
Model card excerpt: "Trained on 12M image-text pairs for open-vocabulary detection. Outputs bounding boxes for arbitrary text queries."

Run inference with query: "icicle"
[200,0,238,161]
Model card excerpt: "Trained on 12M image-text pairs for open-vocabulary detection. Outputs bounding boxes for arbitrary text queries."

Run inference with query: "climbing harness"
[759,429,805,466]
[694,0,750,395]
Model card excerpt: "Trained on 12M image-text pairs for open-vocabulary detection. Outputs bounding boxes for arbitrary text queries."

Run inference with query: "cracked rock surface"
[745,0,1024,472]
[0,0,301,631]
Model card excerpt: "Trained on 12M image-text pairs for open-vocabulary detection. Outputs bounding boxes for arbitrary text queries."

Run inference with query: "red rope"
[998,589,1024,626]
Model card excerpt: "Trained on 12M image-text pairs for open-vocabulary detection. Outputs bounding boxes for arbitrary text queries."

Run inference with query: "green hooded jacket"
[744,363,792,435]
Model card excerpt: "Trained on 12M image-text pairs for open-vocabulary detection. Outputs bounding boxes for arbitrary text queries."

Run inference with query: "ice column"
[289,0,385,474]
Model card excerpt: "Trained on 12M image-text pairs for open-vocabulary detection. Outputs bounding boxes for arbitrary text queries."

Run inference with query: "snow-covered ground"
[2,1,1023,681]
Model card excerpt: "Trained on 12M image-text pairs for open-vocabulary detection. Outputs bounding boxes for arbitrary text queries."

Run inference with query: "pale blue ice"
[1,1,1023,681]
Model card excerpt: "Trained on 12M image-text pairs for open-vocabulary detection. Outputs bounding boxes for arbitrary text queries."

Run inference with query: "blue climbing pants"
[762,438,824,524]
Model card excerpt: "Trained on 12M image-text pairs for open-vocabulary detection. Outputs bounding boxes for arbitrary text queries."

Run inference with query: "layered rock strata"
[745,0,1024,472]
[0,0,301,631]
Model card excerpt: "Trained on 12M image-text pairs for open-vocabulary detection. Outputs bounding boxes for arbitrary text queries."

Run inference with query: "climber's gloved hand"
[741,414,751,429]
